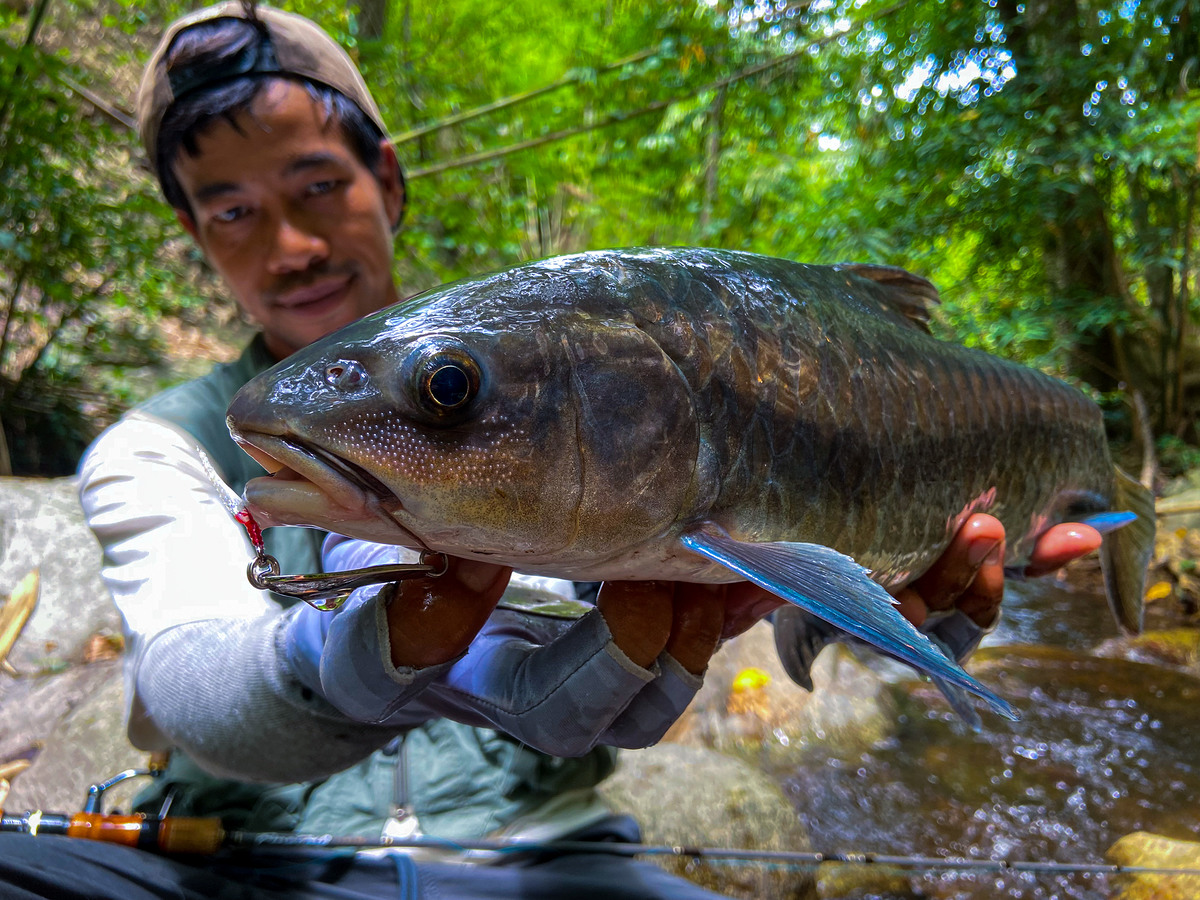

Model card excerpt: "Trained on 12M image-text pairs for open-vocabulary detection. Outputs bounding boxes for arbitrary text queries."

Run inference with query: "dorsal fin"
[834,263,941,334]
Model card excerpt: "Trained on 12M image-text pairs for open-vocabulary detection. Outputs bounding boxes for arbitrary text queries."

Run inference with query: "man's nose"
[267,215,329,274]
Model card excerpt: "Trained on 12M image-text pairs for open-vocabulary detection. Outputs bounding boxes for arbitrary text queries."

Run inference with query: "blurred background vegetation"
[1,0,1198,477]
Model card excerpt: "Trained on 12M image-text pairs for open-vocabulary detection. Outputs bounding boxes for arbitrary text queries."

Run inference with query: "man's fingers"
[1025,523,1103,577]
[386,558,511,669]
[719,582,785,640]
[664,583,726,675]
[909,513,1006,612]
[956,538,1005,627]
[597,581,676,669]
[892,587,928,628]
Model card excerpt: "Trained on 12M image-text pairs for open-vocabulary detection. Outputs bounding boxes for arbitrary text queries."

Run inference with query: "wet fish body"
[227,248,1155,720]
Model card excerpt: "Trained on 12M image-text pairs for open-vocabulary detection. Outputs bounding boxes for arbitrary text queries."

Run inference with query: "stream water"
[782,577,1200,899]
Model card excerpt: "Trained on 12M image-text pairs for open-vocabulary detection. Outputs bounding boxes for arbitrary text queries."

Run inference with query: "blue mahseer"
[226,247,1156,724]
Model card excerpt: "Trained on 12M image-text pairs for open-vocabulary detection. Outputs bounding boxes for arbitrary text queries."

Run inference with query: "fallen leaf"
[0,569,39,674]
[0,758,31,781]
[1146,581,1174,602]
[83,631,124,664]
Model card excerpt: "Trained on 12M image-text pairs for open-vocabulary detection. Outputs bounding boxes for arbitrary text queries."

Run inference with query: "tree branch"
[408,1,909,179]
[392,44,662,147]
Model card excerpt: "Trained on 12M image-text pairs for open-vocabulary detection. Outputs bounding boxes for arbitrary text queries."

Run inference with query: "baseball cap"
[136,2,403,210]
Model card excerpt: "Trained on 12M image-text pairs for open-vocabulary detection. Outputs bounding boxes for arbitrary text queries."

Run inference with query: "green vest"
[132,336,617,838]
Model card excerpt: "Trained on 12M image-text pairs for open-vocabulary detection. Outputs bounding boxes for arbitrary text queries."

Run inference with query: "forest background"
[1,0,1198,479]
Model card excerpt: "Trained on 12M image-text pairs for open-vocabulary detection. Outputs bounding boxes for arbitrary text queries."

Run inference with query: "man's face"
[172,80,405,360]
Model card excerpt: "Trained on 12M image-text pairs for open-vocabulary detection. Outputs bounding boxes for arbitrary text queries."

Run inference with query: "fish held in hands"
[226,247,1155,723]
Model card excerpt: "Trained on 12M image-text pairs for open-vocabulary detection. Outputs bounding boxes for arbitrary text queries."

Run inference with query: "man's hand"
[384,558,511,669]
[598,515,1104,679]
[893,513,1103,633]
[596,580,780,676]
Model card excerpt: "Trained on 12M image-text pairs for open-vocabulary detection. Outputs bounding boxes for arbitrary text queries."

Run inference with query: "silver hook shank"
[247,552,449,612]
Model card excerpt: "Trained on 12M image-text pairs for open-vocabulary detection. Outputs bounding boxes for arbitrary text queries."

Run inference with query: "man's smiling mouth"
[274,273,354,310]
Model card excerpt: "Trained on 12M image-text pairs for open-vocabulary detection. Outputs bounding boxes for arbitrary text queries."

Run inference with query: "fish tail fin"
[1100,466,1155,634]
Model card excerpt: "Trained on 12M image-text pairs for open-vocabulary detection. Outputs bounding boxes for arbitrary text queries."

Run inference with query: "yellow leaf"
[732,667,771,692]
[1145,581,1173,602]
[0,569,39,671]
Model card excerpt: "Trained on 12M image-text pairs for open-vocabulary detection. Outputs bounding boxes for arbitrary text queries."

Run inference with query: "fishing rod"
[0,764,225,855]
[3,766,1199,879]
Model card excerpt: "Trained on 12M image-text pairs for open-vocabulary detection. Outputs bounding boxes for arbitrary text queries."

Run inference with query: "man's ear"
[377,140,406,230]
[175,208,201,245]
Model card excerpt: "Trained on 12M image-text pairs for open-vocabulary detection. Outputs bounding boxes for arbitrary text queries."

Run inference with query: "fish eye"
[411,347,481,416]
[427,364,472,408]
[325,360,368,391]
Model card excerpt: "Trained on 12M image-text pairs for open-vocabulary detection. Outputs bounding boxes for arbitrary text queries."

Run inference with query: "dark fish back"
[583,250,1112,586]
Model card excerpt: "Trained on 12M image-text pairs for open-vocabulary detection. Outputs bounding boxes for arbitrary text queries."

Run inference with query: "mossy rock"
[1106,832,1200,900]
[1095,628,1200,671]
[599,742,817,899]
[815,863,918,899]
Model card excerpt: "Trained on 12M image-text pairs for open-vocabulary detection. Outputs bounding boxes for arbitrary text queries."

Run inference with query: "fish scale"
[227,247,1155,722]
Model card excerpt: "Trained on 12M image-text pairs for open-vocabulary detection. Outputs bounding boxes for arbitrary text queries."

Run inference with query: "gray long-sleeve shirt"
[78,410,701,782]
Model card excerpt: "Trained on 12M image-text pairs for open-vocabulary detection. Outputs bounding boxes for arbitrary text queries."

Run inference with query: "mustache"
[266,263,357,301]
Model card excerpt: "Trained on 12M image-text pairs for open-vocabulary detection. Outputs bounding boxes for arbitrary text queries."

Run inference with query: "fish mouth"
[245,434,397,505]
[233,430,419,543]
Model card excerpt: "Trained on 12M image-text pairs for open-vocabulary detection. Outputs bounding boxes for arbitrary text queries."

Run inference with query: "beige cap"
[137,3,397,187]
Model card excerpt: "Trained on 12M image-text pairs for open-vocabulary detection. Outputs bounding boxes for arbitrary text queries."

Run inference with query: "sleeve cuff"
[316,588,452,723]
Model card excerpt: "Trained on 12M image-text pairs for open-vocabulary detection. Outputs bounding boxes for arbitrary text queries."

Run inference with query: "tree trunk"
[999,0,1132,393]
[353,0,386,41]
[700,86,726,234]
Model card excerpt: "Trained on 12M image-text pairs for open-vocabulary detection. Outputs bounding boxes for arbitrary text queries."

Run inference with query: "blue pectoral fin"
[681,528,1018,722]
[1078,511,1138,535]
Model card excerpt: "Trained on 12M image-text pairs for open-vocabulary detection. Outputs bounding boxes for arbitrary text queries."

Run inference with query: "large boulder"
[0,477,119,670]
[663,620,899,770]
[599,742,818,900]
[1094,628,1200,673]
[0,476,142,813]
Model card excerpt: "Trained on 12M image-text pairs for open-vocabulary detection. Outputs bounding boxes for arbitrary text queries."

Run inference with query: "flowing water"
[783,578,1200,899]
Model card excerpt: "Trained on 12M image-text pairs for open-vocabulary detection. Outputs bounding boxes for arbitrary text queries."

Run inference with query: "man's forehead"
[172,81,359,184]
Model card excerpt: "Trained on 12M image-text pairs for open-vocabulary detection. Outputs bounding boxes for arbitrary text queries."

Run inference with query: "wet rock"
[1106,831,1200,900]
[664,621,898,769]
[1094,628,1200,673]
[2,660,144,813]
[1157,479,1200,532]
[816,863,919,899]
[599,742,817,900]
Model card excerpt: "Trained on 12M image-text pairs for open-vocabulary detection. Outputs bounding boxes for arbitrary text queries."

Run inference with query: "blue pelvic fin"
[1079,511,1138,535]
[681,527,1018,722]
[929,676,985,732]
[924,632,983,732]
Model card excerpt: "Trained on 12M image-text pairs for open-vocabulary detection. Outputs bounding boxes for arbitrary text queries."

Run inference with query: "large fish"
[226,247,1155,722]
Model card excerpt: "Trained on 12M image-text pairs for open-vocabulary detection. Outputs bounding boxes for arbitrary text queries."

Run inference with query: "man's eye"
[213,206,249,224]
[306,180,340,197]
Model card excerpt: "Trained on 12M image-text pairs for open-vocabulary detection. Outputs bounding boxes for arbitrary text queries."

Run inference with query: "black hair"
[155,16,385,215]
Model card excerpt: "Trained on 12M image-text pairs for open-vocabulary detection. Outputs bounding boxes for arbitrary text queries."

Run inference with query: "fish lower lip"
[281,438,398,503]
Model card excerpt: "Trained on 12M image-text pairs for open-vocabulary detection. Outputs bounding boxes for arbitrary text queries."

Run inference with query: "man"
[0,4,1099,898]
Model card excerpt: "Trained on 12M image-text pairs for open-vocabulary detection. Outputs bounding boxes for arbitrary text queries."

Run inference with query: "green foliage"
[3,0,1200,474]
[1158,433,1200,477]
[0,0,212,474]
